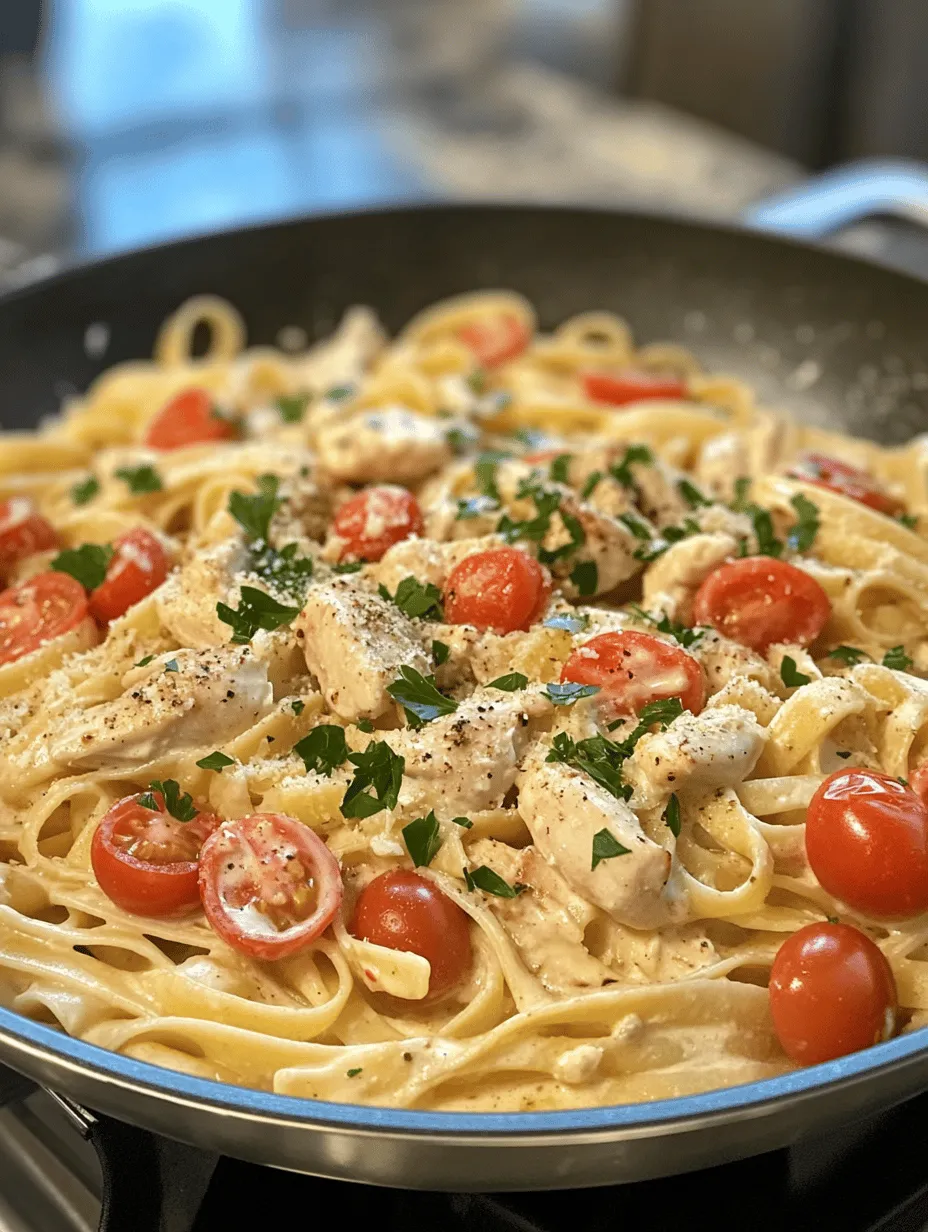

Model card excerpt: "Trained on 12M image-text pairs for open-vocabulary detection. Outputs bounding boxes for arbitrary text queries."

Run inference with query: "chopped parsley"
[780,656,811,688]
[138,779,197,822]
[677,477,710,509]
[356,718,374,733]
[227,475,314,597]
[294,725,349,777]
[291,699,305,715]
[51,543,114,591]
[332,561,363,574]
[451,815,473,829]
[216,586,301,643]
[618,511,652,540]
[466,369,488,396]
[570,559,598,596]
[251,541,314,598]
[71,476,99,505]
[402,811,442,867]
[606,696,684,742]
[633,517,702,563]
[663,794,681,838]
[135,655,155,668]
[787,493,820,553]
[581,471,603,500]
[464,866,526,898]
[341,741,405,819]
[591,828,631,870]
[487,672,528,691]
[475,451,509,503]
[276,392,310,423]
[378,576,443,621]
[549,454,572,484]
[747,505,783,558]
[898,512,918,530]
[827,645,870,665]
[326,384,354,402]
[543,611,589,634]
[456,495,497,521]
[432,640,450,666]
[883,645,913,671]
[730,477,751,511]
[229,474,282,544]
[546,732,630,801]
[445,427,473,456]
[163,659,179,673]
[346,1068,363,1078]
[196,751,235,772]
[544,681,600,705]
[627,604,706,650]
[115,464,162,494]
[610,444,654,488]
[513,427,545,449]
[387,667,457,727]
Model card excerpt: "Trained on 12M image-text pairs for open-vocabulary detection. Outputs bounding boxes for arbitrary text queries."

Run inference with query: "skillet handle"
[743,158,928,239]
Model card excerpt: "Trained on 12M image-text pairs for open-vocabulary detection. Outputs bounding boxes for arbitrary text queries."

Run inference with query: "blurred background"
[2,0,928,286]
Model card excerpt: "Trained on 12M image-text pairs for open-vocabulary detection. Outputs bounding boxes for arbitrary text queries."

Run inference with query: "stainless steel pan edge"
[1,1005,928,1189]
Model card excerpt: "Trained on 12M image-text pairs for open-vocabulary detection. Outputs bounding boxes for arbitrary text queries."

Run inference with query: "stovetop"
[3,1071,928,1232]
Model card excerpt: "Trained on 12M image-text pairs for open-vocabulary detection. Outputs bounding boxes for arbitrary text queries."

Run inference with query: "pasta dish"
[0,290,926,1112]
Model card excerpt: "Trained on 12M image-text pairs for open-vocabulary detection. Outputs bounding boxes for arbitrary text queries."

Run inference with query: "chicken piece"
[624,455,692,528]
[372,534,503,596]
[468,839,615,993]
[690,629,777,697]
[517,747,679,930]
[295,578,430,722]
[156,538,249,651]
[387,688,552,818]
[296,305,385,395]
[316,407,452,485]
[50,647,272,770]
[695,432,750,501]
[642,533,738,624]
[622,704,767,810]
[269,471,333,548]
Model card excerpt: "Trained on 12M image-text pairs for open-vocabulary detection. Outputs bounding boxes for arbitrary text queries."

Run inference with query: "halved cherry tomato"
[144,388,237,451]
[561,630,705,716]
[769,921,897,1065]
[198,813,343,961]
[0,571,90,666]
[523,450,561,466]
[787,453,901,517]
[806,769,928,918]
[350,870,472,999]
[443,546,551,634]
[582,369,687,407]
[457,313,530,368]
[0,498,57,580]
[333,486,424,563]
[89,528,169,624]
[91,793,220,917]
[692,556,830,653]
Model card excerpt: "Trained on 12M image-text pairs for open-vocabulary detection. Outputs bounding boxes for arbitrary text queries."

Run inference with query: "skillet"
[1,201,928,1190]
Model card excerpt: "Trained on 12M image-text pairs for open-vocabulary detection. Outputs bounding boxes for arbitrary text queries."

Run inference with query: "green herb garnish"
[544,681,600,705]
[487,673,528,691]
[216,586,301,643]
[610,444,654,488]
[196,751,235,772]
[229,474,282,544]
[787,493,820,553]
[402,811,442,867]
[570,559,598,596]
[276,393,310,423]
[432,640,450,666]
[387,667,458,727]
[51,543,114,591]
[731,477,751,512]
[780,656,811,688]
[883,646,913,671]
[379,576,444,621]
[619,511,652,540]
[827,645,870,665]
[294,725,349,777]
[135,655,155,668]
[451,815,473,829]
[464,866,526,898]
[663,794,681,838]
[677,477,710,509]
[591,828,632,870]
[138,779,197,822]
[115,465,162,494]
[341,741,405,819]
[332,561,363,574]
[291,699,305,715]
[357,718,374,733]
[71,476,99,506]
[549,455,572,484]
[163,659,179,672]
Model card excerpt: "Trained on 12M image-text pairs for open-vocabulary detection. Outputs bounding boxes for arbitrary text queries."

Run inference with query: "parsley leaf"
[464,866,526,898]
[619,511,652,540]
[402,811,442,867]
[115,465,162,494]
[357,718,374,732]
[229,474,282,544]
[347,1067,363,1078]
[663,794,681,838]
[514,427,545,449]
[487,672,528,691]
[276,392,310,423]
[581,471,603,499]
[883,645,913,671]
[898,512,918,530]
[432,640,450,666]
[467,369,488,396]
[135,655,155,668]
[341,741,405,819]
[544,681,601,705]
[196,751,235,772]
[780,656,811,688]
[610,444,654,488]
[332,561,363,574]
[163,659,179,672]
[216,586,300,643]
[387,667,457,727]
[139,779,198,822]
[543,612,589,634]
[677,477,710,509]
[291,699,305,715]
[445,427,473,456]
[250,540,314,598]
[731,477,751,512]
[379,576,443,621]
[326,384,354,402]
[787,493,820,553]
[451,815,473,829]
[294,725,348,777]
[71,476,99,505]
[51,543,114,591]
[549,454,573,484]
[748,505,783,558]
[606,696,684,743]
[456,495,497,521]
[570,559,598,596]
[591,828,631,870]
[627,605,706,650]
[828,645,870,665]
[475,451,510,503]
[633,517,703,563]
[547,732,630,801]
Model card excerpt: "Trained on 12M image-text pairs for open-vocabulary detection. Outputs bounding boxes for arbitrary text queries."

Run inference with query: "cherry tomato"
[769,922,897,1065]
[0,571,90,666]
[0,498,57,580]
[198,813,343,961]
[522,450,561,466]
[787,453,901,517]
[692,556,830,653]
[333,486,424,563]
[457,313,530,368]
[806,769,928,917]
[909,760,928,809]
[144,388,237,451]
[561,630,705,716]
[350,870,473,998]
[443,546,552,634]
[582,369,687,406]
[89,528,169,624]
[91,793,220,917]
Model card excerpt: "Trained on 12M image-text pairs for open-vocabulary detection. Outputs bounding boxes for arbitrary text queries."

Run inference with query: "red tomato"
[91,793,220,917]
[561,630,705,716]
[769,922,897,1065]
[457,313,530,368]
[198,813,343,961]
[144,388,237,451]
[443,547,551,634]
[522,450,560,466]
[0,498,57,580]
[350,870,472,998]
[582,369,687,406]
[806,769,928,918]
[787,453,901,517]
[333,486,424,563]
[0,571,89,666]
[692,556,830,653]
[89,528,169,624]
[910,761,928,808]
